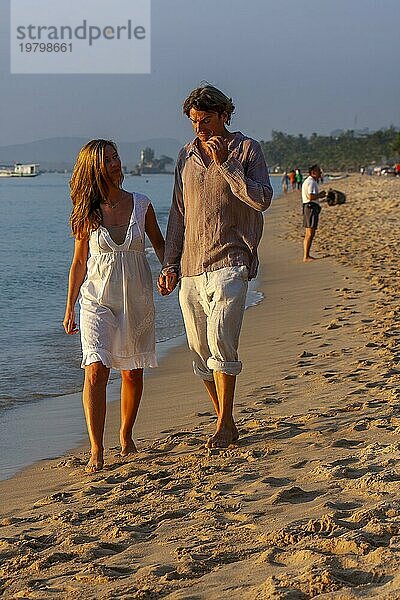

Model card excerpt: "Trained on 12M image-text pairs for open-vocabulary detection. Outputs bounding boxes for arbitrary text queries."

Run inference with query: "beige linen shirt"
[163,132,273,280]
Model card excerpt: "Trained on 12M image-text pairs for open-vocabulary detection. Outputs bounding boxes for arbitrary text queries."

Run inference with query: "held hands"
[205,136,229,165]
[63,307,79,335]
[157,272,178,296]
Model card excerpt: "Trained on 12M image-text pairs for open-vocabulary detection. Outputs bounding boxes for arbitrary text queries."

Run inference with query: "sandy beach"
[1,174,400,599]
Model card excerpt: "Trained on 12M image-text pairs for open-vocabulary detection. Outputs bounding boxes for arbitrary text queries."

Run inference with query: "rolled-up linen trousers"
[179,265,248,380]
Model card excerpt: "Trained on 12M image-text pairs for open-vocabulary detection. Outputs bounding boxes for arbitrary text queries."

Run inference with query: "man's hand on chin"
[206,136,228,165]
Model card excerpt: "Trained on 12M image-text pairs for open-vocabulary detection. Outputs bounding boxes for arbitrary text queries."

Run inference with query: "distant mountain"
[0,137,183,171]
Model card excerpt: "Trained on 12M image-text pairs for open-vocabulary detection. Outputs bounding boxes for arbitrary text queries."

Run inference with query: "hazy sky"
[0,0,399,146]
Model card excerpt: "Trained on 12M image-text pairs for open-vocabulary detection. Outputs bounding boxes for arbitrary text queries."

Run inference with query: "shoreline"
[0,186,292,500]
[0,333,186,482]
[2,176,400,598]
[0,176,278,483]
[0,284,264,482]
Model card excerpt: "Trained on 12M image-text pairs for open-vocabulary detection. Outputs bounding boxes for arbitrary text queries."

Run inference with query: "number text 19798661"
[19,43,73,53]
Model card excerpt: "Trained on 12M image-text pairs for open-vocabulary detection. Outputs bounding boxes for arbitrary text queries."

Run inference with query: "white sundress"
[79,193,157,370]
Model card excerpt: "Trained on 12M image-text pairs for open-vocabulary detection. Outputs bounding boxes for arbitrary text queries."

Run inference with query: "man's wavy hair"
[308,164,321,175]
[69,139,123,239]
[183,84,235,125]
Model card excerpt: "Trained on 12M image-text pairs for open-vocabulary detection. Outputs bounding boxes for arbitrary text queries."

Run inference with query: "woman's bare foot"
[120,437,138,457]
[303,255,317,262]
[85,449,104,473]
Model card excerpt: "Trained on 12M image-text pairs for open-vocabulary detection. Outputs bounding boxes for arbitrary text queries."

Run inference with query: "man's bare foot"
[206,423,236,449]
[85,449,104,473]
[120,438,138,457]
[303,255,317,262]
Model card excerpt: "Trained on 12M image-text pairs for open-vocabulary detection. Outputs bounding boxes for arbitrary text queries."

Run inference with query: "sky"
[0,0,399,147]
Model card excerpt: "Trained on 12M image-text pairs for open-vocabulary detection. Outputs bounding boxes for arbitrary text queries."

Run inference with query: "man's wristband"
[161,266,179,277]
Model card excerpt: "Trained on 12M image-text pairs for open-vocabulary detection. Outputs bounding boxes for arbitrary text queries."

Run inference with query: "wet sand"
[1,175,400,598]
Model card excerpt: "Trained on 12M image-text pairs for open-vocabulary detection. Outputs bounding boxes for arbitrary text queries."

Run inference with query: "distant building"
[132,147,173,175]
[140,148,155,166]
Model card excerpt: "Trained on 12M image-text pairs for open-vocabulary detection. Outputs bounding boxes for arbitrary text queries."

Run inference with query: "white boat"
[0,163,40,177]
[327,173,348,181]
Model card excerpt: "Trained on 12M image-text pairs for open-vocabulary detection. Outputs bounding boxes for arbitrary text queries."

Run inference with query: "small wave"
[246,290,265,308]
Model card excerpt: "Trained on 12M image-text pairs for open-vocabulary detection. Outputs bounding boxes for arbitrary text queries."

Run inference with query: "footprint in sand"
[101,474,129,485]
[330,438,363,448]
[299,350,316,357]
[262,476,292,487]
[33,491,74,507]
[77,485,111,498]
[290,459,308,469]
[297,360,313,367]
[240,407,262,414]
[147,469,172,481]
[326,320,342,330]
[57,456,86,469]
[254,397,283,406]
[270,486,322,504]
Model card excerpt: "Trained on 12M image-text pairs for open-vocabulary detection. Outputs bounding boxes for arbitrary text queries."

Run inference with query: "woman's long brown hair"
[69,139,122,239]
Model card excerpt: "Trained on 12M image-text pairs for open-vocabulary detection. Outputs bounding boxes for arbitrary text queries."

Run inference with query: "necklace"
[104,194,124,210]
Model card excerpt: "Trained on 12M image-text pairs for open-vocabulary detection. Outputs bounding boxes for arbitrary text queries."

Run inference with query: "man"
[158,84,273,448]
[302,164,326,262]
[295,168,303,190]
[281,171,289,193]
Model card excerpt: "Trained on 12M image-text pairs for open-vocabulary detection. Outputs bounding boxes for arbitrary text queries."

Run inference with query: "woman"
[63,139,164,472]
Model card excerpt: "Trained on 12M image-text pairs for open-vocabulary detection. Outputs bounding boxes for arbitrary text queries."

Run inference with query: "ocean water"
[0,172,282,479]
[1,173,182,410]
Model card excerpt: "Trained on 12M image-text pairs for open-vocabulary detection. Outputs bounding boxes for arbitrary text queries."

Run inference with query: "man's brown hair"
[183,84,235,125]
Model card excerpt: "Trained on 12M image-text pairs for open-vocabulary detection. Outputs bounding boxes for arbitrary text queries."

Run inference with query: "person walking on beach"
[158,84,273,448]
[288,169,296,190]
[281,171,289,192]
[295,168,303,190]
[302,164,326,262]
[63,139,165,472]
